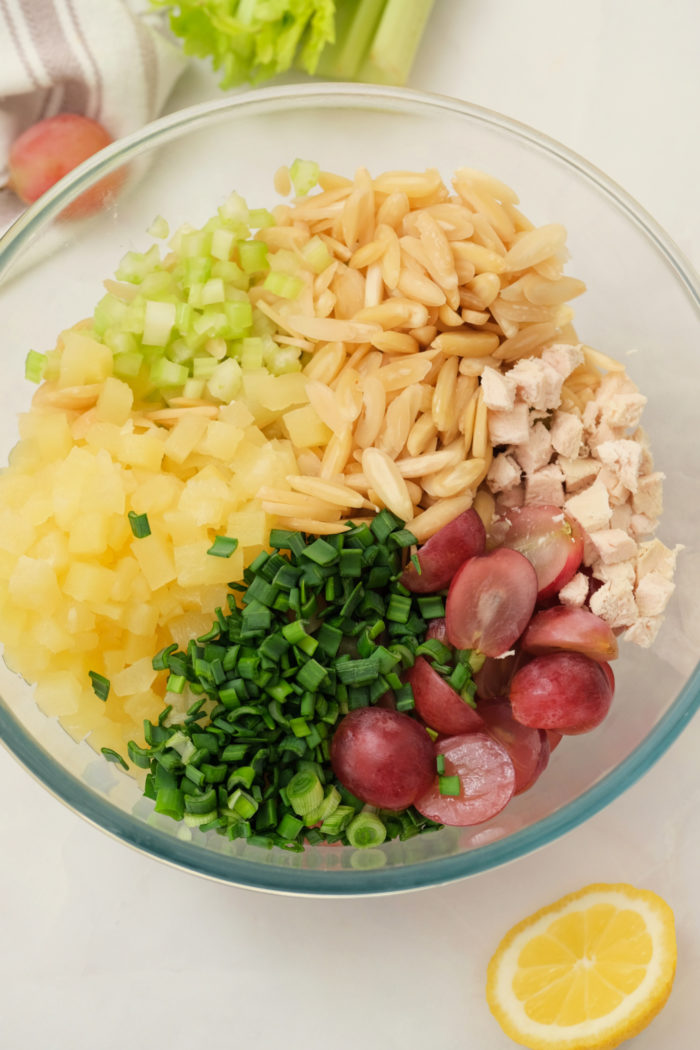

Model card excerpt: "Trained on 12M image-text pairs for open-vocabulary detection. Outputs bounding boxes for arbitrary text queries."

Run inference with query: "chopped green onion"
[346,811,387,848]
[128,510,151,538]
[436,754,446,775]
[439,775,461,797]
[286,770,324,816]
[101,747,128,770]
[207,535,239,558]
[89,671,110,701]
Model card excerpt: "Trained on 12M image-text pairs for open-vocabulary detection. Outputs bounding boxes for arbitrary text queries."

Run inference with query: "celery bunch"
[151,0,435,88]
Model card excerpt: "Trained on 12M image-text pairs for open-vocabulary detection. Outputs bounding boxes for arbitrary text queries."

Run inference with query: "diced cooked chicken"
[524,464,565,506]
[586,528,638,565]
[488,402,530,445]
[632,426,654,474]
[507,357,564,411]
[636,538,681,581]
[610,502,633,532]
[630,512,659,539]
[636,572,675,618]
[595,439,643,493]
[540,343,584,378]
[632,472,664,518]
[623,616,662,648]
[550,410,583,458]
[513,420,552,474]
[596,465,629,506]
[558,572,589,608]
[591,559,636,587]
[480,366,516,411]
[565,477,612,533]
[486,452,521,494]
[589,580,638,629]
[560,456,600,493]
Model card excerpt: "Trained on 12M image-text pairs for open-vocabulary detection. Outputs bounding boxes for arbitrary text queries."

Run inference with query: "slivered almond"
[451,240,505,275]
[354,298,429,329]
[503,223,567,272]
[354,375,386,448]
[395,448,463,478]
[397,268,447,307]
[286,315,381,343]
[303,340,346,384]
[408,494,475,542]
[320,425,353,478]
[406,413,437,457]
[287,475,368,509]
[361,447,414,521]
[431,331,501,357]
[281,517,351,535]
[370,331,419,355]
[376,355,434,392]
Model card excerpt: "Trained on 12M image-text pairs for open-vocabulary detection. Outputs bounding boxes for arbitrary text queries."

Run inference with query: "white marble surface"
[1,2,699,1047]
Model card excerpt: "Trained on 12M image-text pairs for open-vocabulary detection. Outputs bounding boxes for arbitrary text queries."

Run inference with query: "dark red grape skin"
[478,699,550,794]
[446,547,538,657]
[407,656,486,736]
[400,509,486,593]
[509,651,614,735]
[330,707,435,810]
[500,504,584,601]
[522,605,618,662]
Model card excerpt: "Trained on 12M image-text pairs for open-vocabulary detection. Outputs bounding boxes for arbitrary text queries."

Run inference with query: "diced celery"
[25,349,47,384]
[149,358,188,387]
[142,300,176,347]
[211,259,247,287]
[263,271,304,300]
[175,301,195,335]
[211,228,235,261]
[140,271,176,298]
[218,191,249,226]
[192,356,219,380]
[240,337,265,370]
[93,294,128,336]
[207,358,242,402]
[180,231,212,259]
[182,378,206,400]
[238,240,269,274]
[182,256,212,287]
[193,309,229,339]
[301,235,333,274]
[200,277,226,305]
[104,330,139,357]
[224,300,253,336]
[113,351,144,379]
[115,245,161,284]
[289,158,320,197]
[121,300,146,336]
[248,208,275,229]
[169,339,194,365]
[147,214,170,239]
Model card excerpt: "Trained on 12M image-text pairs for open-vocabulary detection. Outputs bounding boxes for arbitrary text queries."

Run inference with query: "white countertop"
[1,2,699,1047]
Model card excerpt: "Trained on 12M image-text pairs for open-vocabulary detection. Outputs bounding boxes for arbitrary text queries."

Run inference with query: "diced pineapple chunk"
[164,414,209,464]
[283,404,332,447]
[58,329,113,387]
[110,656,158,697]
[130,532,177,591]
[9,555,61,612]
[197,420,244,461]
[95,376,134,425]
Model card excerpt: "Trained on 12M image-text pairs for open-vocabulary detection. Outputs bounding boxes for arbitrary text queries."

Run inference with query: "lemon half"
[486,882,677,1050]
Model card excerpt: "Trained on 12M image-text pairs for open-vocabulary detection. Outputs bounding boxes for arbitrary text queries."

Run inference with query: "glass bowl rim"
[1,82,699,897]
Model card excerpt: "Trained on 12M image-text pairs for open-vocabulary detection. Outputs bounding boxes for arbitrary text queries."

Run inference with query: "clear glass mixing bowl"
[1,84,698,895]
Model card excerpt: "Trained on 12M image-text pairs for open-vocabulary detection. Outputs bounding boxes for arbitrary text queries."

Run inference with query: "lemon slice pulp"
[486,882,676,1050]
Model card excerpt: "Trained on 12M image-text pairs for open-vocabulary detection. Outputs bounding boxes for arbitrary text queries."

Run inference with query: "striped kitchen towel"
[0,0,186,234]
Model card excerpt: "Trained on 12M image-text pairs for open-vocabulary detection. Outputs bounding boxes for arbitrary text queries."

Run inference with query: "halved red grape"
[510,651,614,734]
[445,548,538,657]
[478,700,550,794]
[522,606,618,662]
[425,618,450,644]
[414,733,516,826]
[400,508,486,593]
[474,650,529,702]
[500,505,583,601]
[330,707,434,810]
[407,656,486,735]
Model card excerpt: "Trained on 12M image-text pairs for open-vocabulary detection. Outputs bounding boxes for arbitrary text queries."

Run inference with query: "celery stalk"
[357,0,435,86]
[315,0,387,80]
